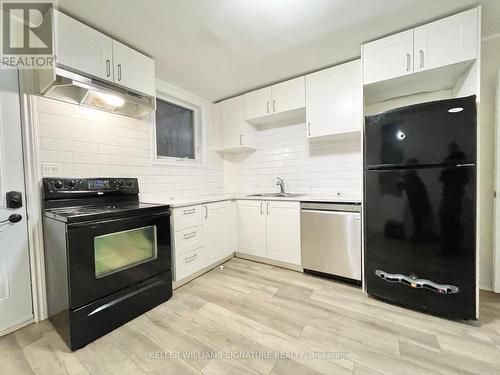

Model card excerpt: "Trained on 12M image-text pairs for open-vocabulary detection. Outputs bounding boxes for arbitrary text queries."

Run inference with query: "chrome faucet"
[276,177,285,195]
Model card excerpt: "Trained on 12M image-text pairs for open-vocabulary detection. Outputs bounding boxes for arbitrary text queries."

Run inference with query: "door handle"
[272,99,276,112]
[406,53,411,71]
[419,50,424,68]
[117,64,122,81]
[240,134,243,146]
[204,206,208,219]
[266,101,270,114]
[183,208,196,215]
[106,59,111,77]
[260,201,263,215]
[307,123,311,136]
[0,214,22,224]
[266,202,270,215]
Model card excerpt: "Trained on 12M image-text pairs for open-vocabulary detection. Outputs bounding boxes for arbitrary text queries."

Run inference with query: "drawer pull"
[183,208,196,215]
[183,231,197,239]
[185,254,197,263]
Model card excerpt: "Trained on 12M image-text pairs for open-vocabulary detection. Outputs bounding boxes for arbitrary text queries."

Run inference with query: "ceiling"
[58,0,500,102]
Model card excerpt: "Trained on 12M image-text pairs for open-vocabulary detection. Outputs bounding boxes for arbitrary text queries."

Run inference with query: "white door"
[237,200,266,258]
[0,69,33,334]
[414,8,478,73]
[203,201,237,265]
[265,201,301,265]
[112,40,156,96]
[271,76,305,114]
[244,87,272,120]
[54,10,113,82]
[362,29,414,84]
[306,59,362,137]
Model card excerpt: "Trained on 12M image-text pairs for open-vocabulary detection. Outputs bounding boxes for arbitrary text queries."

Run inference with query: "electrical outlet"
[42,163,62,177]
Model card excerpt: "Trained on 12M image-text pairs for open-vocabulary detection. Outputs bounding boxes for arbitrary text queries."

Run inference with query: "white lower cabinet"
[237,200,301,266]
[172,201,237,282]
[237,200,267,258]
[203,200,237,265]
[265,201,301,265]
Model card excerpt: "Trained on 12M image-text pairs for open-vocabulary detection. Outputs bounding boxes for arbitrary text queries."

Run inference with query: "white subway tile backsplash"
[225,123,362,198]
[35,97,224,199]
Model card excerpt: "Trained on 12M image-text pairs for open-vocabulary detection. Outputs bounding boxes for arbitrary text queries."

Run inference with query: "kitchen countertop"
[142,193,362,208]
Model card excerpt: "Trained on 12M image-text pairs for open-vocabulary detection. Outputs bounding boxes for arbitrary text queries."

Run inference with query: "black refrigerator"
[364,95,477,320]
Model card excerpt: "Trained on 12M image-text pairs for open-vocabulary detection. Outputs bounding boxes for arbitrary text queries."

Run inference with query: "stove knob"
[116,179,124,188]
[125,180,133,187]
[67,179,76,188]
[53,180,63,189]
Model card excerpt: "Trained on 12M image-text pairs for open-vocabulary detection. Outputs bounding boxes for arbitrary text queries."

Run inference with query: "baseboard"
[479,280,493,291]
[0,317,34,337]
[173,254,235,289]
[234,252,303,272]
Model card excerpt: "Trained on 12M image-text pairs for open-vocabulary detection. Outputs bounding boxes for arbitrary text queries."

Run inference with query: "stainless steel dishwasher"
[301,202,361,284]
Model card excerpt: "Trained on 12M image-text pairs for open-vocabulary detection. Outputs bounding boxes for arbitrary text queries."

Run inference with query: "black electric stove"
[42,177,172,350]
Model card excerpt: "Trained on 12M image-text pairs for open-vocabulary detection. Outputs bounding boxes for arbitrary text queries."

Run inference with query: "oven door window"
[94,225,158,278]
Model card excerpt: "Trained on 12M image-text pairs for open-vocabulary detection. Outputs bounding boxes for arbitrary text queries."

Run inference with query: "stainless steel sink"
[246,193,305,198]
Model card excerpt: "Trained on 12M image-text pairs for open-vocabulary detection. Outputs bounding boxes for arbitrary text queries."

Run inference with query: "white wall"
[223,122,362,200]
[35,83,224,202]
[478,35,500,290]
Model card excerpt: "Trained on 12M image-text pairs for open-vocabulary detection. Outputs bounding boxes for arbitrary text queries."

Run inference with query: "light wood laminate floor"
[1,257,500,375]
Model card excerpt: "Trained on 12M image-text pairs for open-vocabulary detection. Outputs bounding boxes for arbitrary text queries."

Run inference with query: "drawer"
[172,205,202,231]
[174,247,203,281]
[174,225,203,256]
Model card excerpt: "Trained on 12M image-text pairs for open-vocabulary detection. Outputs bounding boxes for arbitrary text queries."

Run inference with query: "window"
[153,91,205,166]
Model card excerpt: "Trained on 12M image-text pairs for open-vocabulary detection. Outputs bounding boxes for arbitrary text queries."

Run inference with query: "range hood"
[40,67,155,118]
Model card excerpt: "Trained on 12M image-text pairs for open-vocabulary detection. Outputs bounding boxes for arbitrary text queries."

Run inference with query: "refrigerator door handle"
[375,270,460,295]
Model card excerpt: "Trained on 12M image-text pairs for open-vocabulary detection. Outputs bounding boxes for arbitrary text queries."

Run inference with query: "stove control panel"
[43,178,139,196]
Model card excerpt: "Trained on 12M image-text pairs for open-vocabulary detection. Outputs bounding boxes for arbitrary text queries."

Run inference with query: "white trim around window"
[152,80,209,167]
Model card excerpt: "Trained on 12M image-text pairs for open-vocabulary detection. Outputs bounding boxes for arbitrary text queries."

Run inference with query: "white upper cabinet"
[244,76,305,123]
[54,10,113,82]
[271,77,305,115]
[362,30,414,85]
[363,7,479,85]
[218,96,257,152]
[306,59,362,138]
[112,40,156,97]
[413,8,478,73]
[53,10,155,97]
[244,87,272,120]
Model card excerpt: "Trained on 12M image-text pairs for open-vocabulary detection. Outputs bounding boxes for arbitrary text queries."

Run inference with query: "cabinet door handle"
[419,50,424,68]
[185,253,197,263]
[260,201,263,215]
[117,64,122,81]
[183,208,196,215]
[204,206,208,219]
[240,134,243,146]
[406,53,411,72]
[266,101,270,114]
[106,59,111,77]
[266,202,270,215]
[307,123,311,136]
[272,99,276,112]
[183,231,197,239]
